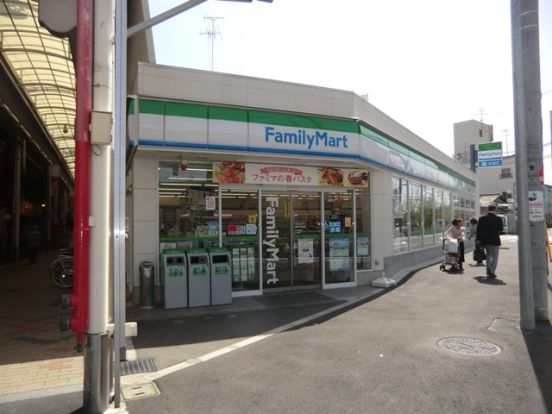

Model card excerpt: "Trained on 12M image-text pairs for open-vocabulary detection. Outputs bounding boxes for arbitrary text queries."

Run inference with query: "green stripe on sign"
[166,102,207,118]
[388,140,410,156]
[139,99,164,115]
[248,110,357,133]
[359,124,389,146]
[478,142,502,151]
[209,107,248,122]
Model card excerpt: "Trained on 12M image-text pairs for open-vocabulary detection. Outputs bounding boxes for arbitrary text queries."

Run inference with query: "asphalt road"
[124,235,551,414]
[3,234,551,413]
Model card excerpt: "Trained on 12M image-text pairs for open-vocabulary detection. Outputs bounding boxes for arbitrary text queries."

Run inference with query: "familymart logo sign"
[265,126,350,150]
[478,142,503,168]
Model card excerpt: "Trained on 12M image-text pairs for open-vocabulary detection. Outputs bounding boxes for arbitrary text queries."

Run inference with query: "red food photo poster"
[212,161,245,184]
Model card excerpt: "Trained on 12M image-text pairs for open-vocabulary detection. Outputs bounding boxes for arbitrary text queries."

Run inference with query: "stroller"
[439,238,461,271]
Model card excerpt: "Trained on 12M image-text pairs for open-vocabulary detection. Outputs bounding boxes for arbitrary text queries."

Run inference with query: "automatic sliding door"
[262,193,292,290]
[324,191,355,284]
[292,193,321,288]
[262,192,322,291]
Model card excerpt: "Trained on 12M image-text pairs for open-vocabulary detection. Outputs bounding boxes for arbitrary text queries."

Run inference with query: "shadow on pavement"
[473,276,507,286]
[0,250,79,365]
[523,320,552,413]
[132,300,344,350]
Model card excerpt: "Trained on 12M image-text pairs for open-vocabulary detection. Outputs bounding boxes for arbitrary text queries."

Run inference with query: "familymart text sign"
[478,142,503,168]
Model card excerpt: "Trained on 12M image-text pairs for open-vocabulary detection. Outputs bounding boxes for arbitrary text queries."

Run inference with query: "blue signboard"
[478,159,503,168]
[327,219,342,233]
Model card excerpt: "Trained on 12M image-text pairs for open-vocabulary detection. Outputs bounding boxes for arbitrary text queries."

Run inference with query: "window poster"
[160,242,176,252]
[239,249,248,281]
[247,247,256,279]
[329,257,350,272]
[205,196,216,211]
[297,238,314,264]
[327,220,342,233]
[207,221,219,237]
[176,241,193,250]
[231,246,257,282]
[329,237,350,271]
[232,248,240,280]
[357,237,369,257]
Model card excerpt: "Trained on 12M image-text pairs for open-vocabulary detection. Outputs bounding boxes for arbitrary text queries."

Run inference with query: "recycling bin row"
[162,247,232,309]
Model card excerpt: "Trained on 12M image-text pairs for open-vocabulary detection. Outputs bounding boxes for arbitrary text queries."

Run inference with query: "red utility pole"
[70,0,93,350]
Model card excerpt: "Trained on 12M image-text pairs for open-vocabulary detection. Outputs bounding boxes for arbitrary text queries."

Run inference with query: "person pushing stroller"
[445,218,465,271]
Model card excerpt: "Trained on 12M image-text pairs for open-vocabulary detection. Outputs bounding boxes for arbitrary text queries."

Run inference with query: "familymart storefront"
[128,64,477,303]
[156,160,371,295]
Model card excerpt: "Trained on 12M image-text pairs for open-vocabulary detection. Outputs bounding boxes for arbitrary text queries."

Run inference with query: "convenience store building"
[127,63,478,302]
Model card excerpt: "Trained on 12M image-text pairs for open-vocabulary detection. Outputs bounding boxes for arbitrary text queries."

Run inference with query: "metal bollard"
[139,261,155,309]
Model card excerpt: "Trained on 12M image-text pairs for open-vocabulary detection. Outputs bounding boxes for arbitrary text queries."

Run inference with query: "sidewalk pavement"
[1,234,551,413]
[0,249,384,404]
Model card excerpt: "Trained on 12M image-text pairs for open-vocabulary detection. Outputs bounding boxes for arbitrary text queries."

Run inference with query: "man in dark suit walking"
[476,204,504,279]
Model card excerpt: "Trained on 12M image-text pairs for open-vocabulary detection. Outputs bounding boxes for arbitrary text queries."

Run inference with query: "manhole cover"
[438,337,501,356]
[122,382,160,400]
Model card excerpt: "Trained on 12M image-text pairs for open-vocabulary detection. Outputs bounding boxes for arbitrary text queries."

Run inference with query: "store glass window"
[409,182,422,250]
[158,161,219,250]
[423,186,434,247]
[392,177,408,253]
[434,188,444,239]
[356,187,371,270]
[221,189,260,292]
[452,194,460,220]
[324,191,354,284]
[443,191,452,229]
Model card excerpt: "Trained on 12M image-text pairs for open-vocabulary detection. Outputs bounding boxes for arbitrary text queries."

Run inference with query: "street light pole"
[511,0,546,329]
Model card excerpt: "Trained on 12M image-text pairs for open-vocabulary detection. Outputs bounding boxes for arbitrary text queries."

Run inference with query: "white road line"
[129,298,359,384]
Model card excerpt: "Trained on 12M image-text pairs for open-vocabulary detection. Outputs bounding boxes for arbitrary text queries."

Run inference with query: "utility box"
[208,248,232,305]
[162,250,188,309]
[186,249,210,307]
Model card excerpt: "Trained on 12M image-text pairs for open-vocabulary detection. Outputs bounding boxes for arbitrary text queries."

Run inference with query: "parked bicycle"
[50,248,73,288]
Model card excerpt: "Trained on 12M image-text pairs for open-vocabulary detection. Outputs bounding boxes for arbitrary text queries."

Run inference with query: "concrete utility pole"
[511,0,547,329]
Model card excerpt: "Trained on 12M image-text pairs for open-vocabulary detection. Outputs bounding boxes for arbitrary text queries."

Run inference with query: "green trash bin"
[208,248,232,305]
[186,249,210,307]
[161,249,188,309]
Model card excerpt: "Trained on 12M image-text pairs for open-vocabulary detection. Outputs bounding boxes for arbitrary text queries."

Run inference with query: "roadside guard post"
[208,248,232,305]
[162,249,188,309]
[186,249,210,307]
[139,261,155,309]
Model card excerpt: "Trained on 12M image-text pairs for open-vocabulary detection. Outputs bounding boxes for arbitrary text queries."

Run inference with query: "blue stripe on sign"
[478,159,502,167]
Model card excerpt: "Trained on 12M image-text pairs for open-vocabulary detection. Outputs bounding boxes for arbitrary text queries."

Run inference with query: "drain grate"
[121,357,157,376]
[438,337,501,356]
[121,382,160,400]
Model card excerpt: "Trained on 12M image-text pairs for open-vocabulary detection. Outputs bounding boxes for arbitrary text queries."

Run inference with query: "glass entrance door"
[262,192,321,291]
[292,193,321,288]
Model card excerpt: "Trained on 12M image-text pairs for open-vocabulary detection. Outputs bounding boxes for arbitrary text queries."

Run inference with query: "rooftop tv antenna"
[476,107,488,123]
[201,16,223,71]
[475,107,488,138]
[502,129,509,155]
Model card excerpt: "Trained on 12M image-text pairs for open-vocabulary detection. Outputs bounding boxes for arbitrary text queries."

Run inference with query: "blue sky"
[147,0,552,183]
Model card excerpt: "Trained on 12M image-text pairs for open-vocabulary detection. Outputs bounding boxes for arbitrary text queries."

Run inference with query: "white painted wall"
[131,158,158,294]
[370,170,393,270]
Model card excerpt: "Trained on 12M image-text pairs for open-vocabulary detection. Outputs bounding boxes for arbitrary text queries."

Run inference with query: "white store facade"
[127,63,478,302]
